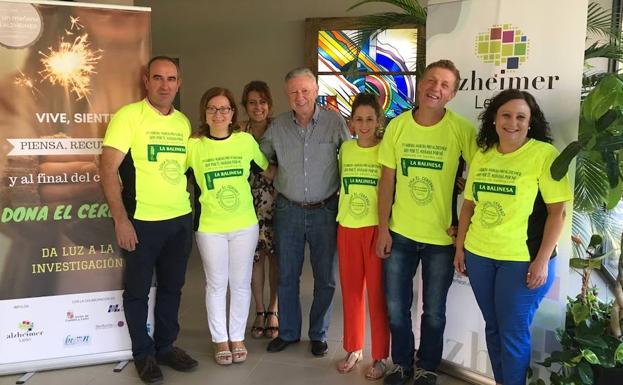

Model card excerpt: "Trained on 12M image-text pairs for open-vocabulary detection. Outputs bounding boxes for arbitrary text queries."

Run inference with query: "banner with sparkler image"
[0,0,151,375]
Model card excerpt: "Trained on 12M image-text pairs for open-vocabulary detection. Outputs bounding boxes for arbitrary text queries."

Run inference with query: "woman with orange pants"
[336,93,389,380]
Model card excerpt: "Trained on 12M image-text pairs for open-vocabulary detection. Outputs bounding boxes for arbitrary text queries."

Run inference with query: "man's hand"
[114,217,138,251]
[262,164,277,181]
[376,228,392,259]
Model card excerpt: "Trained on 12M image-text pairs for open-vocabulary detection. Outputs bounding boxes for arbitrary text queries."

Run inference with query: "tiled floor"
[0,245,474,385]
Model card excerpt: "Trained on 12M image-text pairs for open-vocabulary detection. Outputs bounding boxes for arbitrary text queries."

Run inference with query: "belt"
[287,194,336,209]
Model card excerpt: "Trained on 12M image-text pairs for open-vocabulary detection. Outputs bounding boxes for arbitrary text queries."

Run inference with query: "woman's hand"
[454,248,467,276]
[526,259,549,289]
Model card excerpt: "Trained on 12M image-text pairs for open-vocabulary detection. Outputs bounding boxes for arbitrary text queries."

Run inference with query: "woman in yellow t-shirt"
[453,89,572,385]
[187,87,268,366]
[335,93,389,380]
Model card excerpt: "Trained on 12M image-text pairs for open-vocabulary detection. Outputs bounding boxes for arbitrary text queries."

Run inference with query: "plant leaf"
[575,335,609,349]
[577,360,594,385]
[551,141,582,181]
[581,348,601,364]
[570,257,590,269]
[588,234,604,247]
[572,302,591,324]
[573,151,609,212]
[615,341,623,364]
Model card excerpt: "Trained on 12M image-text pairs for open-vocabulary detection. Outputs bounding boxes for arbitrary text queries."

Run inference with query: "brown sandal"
[231,341,248,363]
[336,350,363,373]
[264,311,279,339]
[214,342,232,365]
[365,359,388,380]
[251,311,265,339]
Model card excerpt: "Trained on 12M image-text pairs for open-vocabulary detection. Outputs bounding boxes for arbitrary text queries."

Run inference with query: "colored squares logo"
[19,320,34,331]
[475,24,529,71]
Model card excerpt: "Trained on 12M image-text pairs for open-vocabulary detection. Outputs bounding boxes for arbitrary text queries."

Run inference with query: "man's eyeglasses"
[206,106,234,115]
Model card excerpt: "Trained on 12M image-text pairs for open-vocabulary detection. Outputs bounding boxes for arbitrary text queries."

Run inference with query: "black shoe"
[383,365,413,385]
[412,368,438,385]
[267,336,299,352]
[157,347,198,371]
[134,356,163,384]
[310,340,328,356]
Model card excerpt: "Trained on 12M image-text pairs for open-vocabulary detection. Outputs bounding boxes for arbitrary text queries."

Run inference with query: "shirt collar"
[145,97,175,116]
[290,104,320,126]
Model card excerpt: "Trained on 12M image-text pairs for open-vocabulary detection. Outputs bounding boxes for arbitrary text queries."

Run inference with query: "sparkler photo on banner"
[0,2,149,300]
[0,1,150,375]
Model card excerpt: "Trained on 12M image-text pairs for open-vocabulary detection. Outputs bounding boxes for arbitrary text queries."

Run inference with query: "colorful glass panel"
[317,29,418,119]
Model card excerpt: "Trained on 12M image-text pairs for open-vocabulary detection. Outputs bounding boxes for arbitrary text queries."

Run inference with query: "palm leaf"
[586,1,619,40]
[349,0,427,20]
[584,41,623,61]
[574,151,610,212]
[346,1,426,75]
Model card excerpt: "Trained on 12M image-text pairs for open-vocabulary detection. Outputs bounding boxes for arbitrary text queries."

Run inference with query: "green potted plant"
[527,233,622,385]
[543,72,623,385]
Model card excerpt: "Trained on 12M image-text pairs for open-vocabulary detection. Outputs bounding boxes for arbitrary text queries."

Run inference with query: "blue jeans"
[465,250,555,385]
[273,194,338,342]
[383,230,455,371]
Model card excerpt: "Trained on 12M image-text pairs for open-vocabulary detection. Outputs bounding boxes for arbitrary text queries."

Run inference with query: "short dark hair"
[196,87,238,136]
[241,80,273,109]
[351,92,384,126]
[422,59,460,92]
[146,56,180,78]
[477,89,552,151]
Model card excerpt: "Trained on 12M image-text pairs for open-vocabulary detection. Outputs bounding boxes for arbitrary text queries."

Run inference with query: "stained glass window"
[313,27,419,120]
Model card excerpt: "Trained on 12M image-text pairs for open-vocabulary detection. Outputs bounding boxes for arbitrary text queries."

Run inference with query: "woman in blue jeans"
[454,89,572,385]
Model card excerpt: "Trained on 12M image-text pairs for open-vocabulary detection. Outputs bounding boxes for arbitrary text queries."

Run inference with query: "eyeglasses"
[206,106,233,115]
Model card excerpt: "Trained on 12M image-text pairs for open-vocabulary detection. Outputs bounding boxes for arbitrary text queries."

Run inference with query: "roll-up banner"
[0,0,152,375]
[421,0,586,381]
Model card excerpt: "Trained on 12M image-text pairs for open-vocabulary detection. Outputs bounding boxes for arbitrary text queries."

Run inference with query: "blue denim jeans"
[273,194,338,342]
[383,230,454,371]
[465,250,555,385]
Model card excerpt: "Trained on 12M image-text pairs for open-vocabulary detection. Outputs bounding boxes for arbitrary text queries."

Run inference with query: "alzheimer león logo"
[475,24,529,72]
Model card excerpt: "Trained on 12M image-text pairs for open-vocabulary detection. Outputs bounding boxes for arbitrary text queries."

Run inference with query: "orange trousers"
[337,225,389,359]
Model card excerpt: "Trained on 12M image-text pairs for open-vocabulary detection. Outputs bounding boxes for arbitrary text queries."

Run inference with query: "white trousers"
[195,224,259,343]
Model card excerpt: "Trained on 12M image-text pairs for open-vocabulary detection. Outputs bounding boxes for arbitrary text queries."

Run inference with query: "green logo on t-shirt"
[342,177,377,194]
[147,144,186,162]
[216,185,240,211]
[409,176,433,205]
[159,159,183,185]
[473,182,516,201]
[479,201,505,228]
[205,169,244,190]
[348,192,370,218]
[400,158,443,176]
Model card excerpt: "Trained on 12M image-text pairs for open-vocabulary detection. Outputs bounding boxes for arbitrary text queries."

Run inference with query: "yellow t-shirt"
[337,140,381,228]
[103,99,191,221]
[187,132,269,233]
[378,108,476,245]
[464,139,572,261]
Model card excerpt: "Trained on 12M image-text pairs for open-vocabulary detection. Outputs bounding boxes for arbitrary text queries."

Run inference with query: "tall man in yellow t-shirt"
[101,56,198,384]
[376,60,476,385]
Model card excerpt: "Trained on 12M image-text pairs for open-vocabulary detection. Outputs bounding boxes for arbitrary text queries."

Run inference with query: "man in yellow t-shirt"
[101,56,197,384]
[376,60,476,385]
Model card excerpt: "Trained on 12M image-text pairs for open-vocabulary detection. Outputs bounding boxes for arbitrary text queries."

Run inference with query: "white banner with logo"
[0,289,155,375]
[420,0,586,381]
[0,0,153,376]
